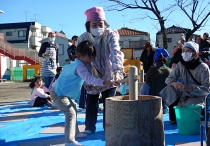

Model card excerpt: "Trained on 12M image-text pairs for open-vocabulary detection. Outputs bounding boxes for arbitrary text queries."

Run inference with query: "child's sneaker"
[65,141,82,146]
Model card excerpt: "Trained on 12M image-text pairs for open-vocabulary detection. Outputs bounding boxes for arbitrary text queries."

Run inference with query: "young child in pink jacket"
[29,76,52,107]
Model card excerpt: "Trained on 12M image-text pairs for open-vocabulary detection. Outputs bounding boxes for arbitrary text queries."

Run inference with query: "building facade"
[156,25,195,57]
[0,22,52,51]
[0,22,71,79]
[118,27,150,59]
[0,22,52,68]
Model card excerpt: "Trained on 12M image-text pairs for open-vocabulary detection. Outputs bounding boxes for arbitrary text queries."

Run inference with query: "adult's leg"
[101,87,116,130]
[85,93,99,133]
[79,86,86,109]
[44,77,50,88]
[49,76,54,86]
[168,99,179,121]
[50,88,79,143]
[33,97,48,107]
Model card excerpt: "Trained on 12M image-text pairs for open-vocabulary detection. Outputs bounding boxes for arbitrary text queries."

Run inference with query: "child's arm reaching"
[76,64,112,87]
[34,87,50,98]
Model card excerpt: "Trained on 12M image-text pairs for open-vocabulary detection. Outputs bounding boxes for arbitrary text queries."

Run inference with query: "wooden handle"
[116,75,140,84]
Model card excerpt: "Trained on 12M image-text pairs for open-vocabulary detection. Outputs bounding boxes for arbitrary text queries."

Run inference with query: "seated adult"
[160,41,210,124]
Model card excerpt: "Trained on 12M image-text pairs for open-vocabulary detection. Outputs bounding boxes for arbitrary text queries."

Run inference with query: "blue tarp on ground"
[0,101,205,146]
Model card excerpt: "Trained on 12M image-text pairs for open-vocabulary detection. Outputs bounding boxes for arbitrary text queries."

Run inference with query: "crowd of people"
[28,5,210,146]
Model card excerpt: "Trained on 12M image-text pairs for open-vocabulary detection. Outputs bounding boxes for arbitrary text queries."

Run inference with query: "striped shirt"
[40,46,57,77]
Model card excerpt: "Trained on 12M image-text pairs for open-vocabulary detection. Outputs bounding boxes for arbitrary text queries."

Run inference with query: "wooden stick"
[129,66,138,100]
[116,75,140,84]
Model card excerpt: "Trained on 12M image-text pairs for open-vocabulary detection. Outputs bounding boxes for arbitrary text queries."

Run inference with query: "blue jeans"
[43,76,54,89]
[85,87,116,132]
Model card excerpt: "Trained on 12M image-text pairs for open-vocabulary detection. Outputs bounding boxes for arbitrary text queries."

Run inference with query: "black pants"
[33,96,51,107]
[168,99,179,121]
[79,86,87,109]
[85,87,116,132]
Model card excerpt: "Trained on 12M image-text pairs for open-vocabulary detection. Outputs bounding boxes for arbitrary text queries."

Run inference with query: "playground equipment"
[105,66,164,146]
[23,65,40,81]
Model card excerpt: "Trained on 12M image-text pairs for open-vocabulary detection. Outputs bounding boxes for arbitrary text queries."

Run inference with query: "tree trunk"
[185,27,198,41]
[159,20,168,49]
[105,95,165,146]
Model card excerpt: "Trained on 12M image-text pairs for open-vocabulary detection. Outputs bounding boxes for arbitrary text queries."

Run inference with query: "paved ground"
[0,81,31,105]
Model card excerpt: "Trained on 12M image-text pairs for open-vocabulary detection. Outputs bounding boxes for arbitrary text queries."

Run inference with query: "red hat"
[84,7,106,22]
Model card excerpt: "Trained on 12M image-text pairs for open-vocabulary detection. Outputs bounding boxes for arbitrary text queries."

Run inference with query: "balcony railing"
[0,33,41,65]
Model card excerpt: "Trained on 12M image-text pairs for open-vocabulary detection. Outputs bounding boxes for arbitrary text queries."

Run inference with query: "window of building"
[167,38,172,43]
[6,31,12,36]
[129,40,148,49]
[18,30,26,37]
[130,41,141,48]
[119,41,124,48]
[58,44,64,55]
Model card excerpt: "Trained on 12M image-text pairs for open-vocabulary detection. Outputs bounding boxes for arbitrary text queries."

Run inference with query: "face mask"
[90,28,104,37]
[49,37,55,42]
[182,52,193,62]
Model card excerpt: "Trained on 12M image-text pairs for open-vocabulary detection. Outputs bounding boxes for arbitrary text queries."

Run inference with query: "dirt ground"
[0,81,31,106]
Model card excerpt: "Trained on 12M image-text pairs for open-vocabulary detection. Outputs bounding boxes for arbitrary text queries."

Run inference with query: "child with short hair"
[29,76,52,107]
[50,40,112,146]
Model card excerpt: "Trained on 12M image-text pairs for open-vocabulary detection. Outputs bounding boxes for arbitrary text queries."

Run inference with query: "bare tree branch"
[176,0,210,40]
[106,0,173,49]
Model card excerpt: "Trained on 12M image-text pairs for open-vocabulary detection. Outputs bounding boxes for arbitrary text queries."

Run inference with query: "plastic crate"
[10,67,35,81]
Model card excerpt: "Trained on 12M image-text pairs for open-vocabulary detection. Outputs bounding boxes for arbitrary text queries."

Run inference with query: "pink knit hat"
[84,7,106,22]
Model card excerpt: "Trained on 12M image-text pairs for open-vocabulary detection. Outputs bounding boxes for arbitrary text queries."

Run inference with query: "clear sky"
[0,0,209,45]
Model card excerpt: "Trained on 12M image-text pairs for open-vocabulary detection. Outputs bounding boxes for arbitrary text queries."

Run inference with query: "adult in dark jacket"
[140,42,155,74]
[67,35,78,62]
[199,32,210,62]
[38,32,59,88]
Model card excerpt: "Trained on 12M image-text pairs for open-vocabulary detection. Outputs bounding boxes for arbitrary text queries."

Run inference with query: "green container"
[10,67,23,81]
[27,69,35,79]
[174,105,202,135]
[10,67,35,81]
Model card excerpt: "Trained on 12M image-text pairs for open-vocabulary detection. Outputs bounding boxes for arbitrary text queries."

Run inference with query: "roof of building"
[118,27,149,36]
[0,21,36,29]
[55,31,67,38]
[0,22,37,44]
[156,25,191,35]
